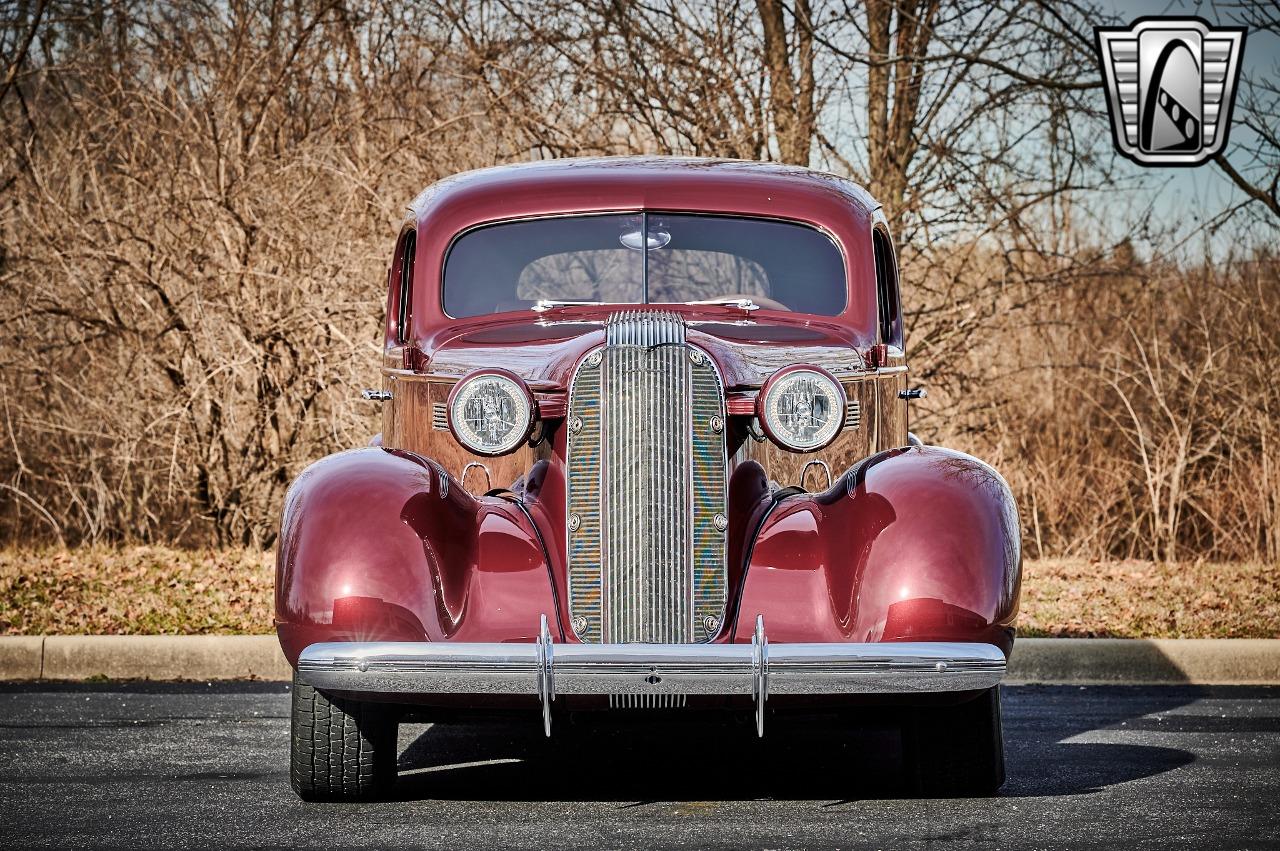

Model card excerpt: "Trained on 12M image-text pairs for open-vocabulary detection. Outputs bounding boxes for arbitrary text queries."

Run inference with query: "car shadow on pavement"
[391,685,1207,802]
[999,685,1199,798]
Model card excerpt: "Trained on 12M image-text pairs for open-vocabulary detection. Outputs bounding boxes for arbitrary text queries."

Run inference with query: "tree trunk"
[755,0,815,165]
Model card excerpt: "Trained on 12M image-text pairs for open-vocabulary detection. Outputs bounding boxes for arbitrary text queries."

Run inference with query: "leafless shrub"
[1,0,531,545]
[951,247,1280,562]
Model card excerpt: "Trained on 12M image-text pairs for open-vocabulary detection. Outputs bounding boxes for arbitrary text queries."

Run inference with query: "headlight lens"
[447,370,534,456]
[757,366,845,452]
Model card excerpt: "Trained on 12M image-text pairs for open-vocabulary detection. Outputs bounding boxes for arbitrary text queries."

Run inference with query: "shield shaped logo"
[1095,17,1246,166]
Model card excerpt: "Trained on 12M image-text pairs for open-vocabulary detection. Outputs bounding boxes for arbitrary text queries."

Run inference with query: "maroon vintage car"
[276,157,1022,799]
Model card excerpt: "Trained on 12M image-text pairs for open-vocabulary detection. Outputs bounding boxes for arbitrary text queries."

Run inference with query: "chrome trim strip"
[688,343,728,640]
[297,623,1006,737]
[565,345,605,641]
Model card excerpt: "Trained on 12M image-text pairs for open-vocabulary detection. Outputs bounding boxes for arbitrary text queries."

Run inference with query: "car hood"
[421,307,868,390]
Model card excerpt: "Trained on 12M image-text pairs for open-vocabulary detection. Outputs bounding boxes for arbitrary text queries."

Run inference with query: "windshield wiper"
[531,299,604,312]
[532,298,762,313]
[689,298,761,311]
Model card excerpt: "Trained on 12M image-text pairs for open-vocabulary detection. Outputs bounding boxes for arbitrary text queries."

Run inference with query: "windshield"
[442,213,846,318]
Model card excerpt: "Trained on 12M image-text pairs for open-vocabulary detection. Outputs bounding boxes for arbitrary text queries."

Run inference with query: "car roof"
[409,156,880,229]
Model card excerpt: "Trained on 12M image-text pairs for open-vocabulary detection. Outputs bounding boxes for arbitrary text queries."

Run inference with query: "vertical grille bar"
[608,693,689,709]
[567,311,726,645]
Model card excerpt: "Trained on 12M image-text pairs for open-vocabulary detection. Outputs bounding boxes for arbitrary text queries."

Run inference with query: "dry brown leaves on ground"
[0,547,273,635]
[1018,558,1280,638]
[0,548,1276,637]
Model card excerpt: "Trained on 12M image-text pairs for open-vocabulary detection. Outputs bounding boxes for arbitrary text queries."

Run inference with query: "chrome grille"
[608,693,688,709]
[566,311,727,644]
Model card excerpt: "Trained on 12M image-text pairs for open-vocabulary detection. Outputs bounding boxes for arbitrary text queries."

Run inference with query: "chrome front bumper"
[296,616,1006,736]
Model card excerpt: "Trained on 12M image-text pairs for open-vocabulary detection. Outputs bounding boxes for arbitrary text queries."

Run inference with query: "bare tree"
[1209,1,1280,222]
[0,0,542,544]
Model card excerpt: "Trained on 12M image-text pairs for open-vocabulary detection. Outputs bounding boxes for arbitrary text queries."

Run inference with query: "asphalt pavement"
[1,683,1277,849]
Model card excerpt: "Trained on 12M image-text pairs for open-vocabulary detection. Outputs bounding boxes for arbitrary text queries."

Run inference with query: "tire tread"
[290,673,396,800]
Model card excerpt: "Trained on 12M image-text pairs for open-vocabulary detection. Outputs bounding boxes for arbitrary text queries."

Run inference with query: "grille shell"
[566,311,728,644]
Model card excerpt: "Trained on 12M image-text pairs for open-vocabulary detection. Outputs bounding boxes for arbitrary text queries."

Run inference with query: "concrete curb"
[2,635,291,682]
[0,636,45,680]
[0,636,1276,684]
[1008,637,1280,685]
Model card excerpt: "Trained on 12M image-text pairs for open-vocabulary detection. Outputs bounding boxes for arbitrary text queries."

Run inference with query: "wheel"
[902,686,1005,797]
[289,671,399,800]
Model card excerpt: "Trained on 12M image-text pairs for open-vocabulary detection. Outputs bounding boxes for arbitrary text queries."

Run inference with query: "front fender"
[275,448,558,666]
[732,446,1021,655]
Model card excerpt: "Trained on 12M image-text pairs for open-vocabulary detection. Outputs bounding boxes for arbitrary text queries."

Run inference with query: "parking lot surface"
[1,683,1277,849]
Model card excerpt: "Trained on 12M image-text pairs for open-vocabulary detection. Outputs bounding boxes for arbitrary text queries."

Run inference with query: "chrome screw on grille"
[703,615,720,635]
[569,416,583,433]
[689,350,705,365]
[585,351,603,368]
[572,615,588,634]
[568,513,581,532]
[713,513,728,532]
[709,415,724,433]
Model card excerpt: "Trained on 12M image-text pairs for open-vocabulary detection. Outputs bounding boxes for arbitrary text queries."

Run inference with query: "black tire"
[290,672,398,801]
[902,686,1005,797]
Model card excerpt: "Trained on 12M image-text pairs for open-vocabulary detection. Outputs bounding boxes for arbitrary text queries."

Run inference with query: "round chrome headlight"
[447,369,535,456]
[757,365,845,452]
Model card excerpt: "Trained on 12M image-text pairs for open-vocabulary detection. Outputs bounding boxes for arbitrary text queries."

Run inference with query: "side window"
[872,228,902,347]
[395,230,416,345]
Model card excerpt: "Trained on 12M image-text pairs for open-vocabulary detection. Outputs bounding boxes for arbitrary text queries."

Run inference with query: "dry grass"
[1019,558,1280,639]
[0,547,1275,638]
[0,547,273,635]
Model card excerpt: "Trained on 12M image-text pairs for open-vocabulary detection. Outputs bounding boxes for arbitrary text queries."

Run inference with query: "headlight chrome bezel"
[756,364,846,453]
[446,368,536,457]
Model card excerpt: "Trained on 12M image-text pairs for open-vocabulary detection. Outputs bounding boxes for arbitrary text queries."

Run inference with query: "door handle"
[898,387,926,400]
